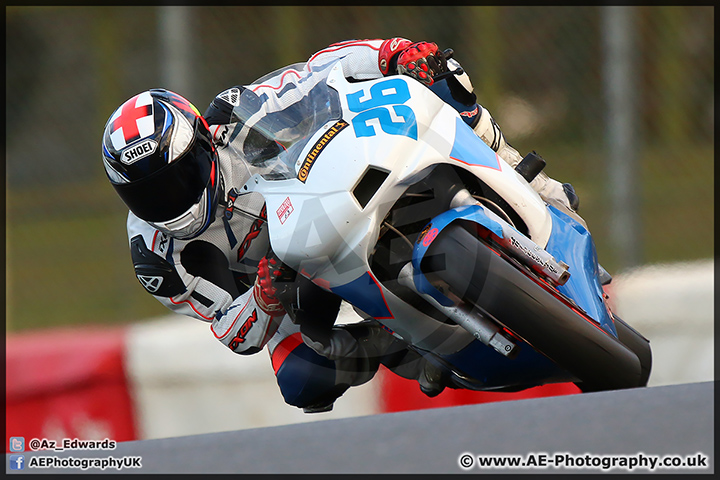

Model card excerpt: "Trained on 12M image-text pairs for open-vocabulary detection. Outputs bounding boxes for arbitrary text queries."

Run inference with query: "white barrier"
[125,302,379,439]
[607,259,714,387]
[125,260,714,439]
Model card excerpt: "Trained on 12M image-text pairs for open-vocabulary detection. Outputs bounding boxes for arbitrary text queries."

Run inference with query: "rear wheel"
[422,223,647,391]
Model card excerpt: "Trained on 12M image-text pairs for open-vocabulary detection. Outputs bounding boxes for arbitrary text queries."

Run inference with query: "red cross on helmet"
[102,89,221,240]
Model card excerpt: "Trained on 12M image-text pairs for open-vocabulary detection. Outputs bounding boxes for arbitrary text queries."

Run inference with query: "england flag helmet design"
[102,89,221,239]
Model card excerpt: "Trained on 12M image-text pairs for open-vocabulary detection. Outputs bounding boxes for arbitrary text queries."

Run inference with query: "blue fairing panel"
[449,118,501,170]
[439,335,576,389]
[331,272,393,319]
[412,204,504,307]
[411,202,617,337]
[544,205,616,336]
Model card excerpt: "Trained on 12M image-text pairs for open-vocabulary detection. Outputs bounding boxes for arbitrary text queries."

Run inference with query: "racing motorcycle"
[231,59,651,394]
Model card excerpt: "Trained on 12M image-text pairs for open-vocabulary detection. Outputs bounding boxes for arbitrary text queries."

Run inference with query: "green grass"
[6,211,168,332]
[6,180,169,332]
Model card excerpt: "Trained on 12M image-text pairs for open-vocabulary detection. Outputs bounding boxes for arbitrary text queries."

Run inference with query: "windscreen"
[225,61,343,181]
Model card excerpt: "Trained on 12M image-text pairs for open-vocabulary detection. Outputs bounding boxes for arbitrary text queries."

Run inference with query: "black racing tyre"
[613,314,652,386]
[422,223,646,391]
[575,314,652,392]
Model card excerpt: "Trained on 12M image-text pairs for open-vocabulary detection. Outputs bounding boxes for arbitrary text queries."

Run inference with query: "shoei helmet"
[102,89,220,239]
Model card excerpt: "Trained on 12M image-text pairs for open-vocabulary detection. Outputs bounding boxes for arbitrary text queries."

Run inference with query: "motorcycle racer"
[101,38,582,413]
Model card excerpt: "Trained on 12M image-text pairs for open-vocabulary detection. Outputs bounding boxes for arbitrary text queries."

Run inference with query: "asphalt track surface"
[7,381,714,474]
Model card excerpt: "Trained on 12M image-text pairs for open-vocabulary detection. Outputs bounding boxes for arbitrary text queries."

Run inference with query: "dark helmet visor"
[114,124,217,222]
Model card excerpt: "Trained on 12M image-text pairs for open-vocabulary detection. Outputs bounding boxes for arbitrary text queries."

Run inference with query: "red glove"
[253,256,288,316]
[378,37,413,75]
[396,41,448,86]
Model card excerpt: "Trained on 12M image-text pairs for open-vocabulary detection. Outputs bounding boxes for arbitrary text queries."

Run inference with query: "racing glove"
[379,38,448,86]
[397,42,448,86]
[378,37,413,75]
[253,255,292,316]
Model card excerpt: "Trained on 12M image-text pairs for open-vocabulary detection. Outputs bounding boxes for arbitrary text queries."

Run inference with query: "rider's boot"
[417,361,447,397]
[298,319,397,413]
[373,334,449,398]
[303,319,451,406]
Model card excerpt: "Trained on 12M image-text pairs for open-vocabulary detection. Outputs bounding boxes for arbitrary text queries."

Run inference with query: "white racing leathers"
[126,147,278,356]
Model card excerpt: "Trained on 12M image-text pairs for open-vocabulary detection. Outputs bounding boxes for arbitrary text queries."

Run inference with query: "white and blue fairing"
[237,60,609,387]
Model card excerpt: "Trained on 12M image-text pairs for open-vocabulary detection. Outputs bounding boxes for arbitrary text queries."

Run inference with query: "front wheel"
[422,223,648,391]
[575,314,652,392]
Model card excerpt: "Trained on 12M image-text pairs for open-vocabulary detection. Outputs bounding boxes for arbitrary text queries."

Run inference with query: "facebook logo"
[9,455,25,470]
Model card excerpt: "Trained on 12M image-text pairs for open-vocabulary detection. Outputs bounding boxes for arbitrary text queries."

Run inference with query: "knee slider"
[274,342,347,408]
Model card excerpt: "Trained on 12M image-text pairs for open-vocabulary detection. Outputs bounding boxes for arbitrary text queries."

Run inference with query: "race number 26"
[346,78,418,140]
